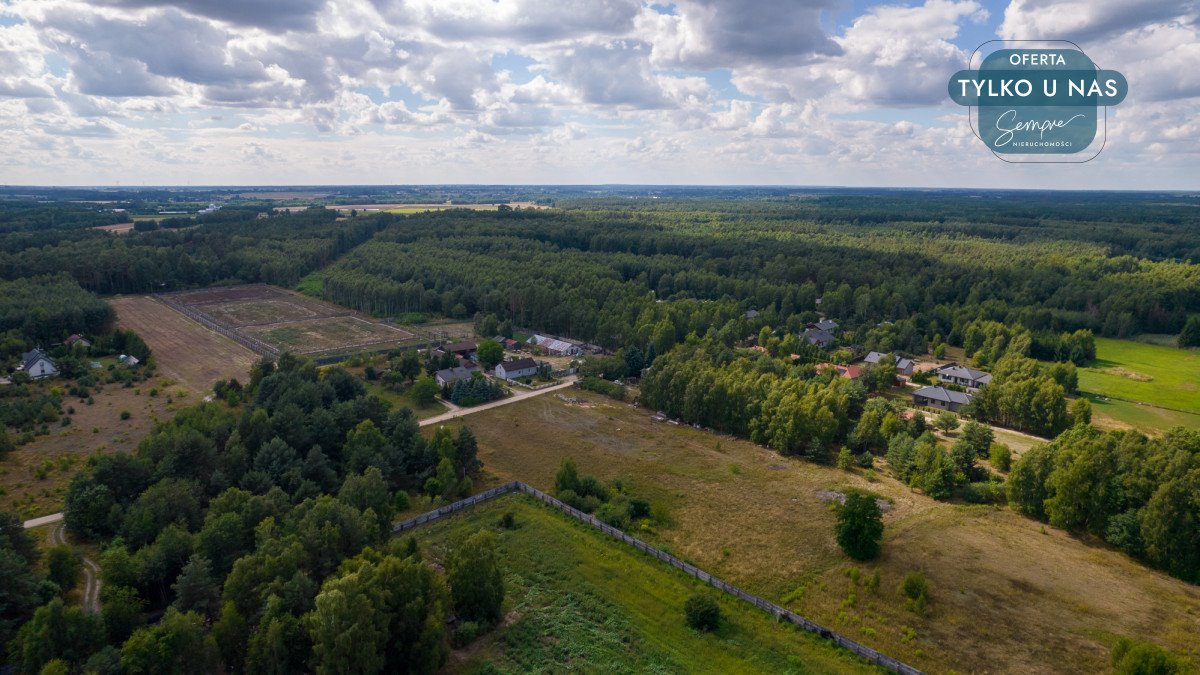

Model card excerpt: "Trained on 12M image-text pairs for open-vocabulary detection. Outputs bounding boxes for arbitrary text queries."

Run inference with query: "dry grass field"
[442,391,1200,674]
[110,295,258,393]
[242,316,411,354]
[0,380,186,519]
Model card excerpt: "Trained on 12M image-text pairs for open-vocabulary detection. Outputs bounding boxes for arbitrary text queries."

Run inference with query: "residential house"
[435,366,477,387]
[20,348,58,379]
[862,351,914,376]
[934,363,992,390]
[809,318,838,333]
[527,334,583,356]
[815,363,863,380]
[495,358,540,380]
[65,334,92,349]
[802,327,835,348]
[911,385,972,412]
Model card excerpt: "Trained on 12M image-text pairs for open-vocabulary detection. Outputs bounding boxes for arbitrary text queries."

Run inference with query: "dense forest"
[3,354,487,673]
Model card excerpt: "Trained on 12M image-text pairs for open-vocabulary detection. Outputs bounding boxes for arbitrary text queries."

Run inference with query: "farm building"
[65,334,92,349]
[495,358,540,380]
[119,354,140,366]
[934,363,992,390]
[527,334,583,356]
[19,348,58,379]
[912,385,972,412]
[862,351,914,376]
[492,336,521,351]
[435,365,477,387]
[443,341,478,358]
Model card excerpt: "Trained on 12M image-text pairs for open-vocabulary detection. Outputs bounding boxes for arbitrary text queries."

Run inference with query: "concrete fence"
[391,481,922,675]
[153,293,279,358]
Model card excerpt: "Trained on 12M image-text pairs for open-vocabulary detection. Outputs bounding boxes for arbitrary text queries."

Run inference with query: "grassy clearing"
[244,316,411,353]
[413,494,882,674]
[200,299,318,326]
[1085,392,1200,433]
[1080,338,1200,414]
[442,391,1200,674]
[1,380,183,518]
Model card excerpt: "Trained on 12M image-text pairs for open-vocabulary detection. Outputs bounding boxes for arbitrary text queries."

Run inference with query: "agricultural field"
[159,284,421,357]
[110,295,258,393]
[444,391,1200,675]
[1078,337,1200,431]
[413,493,882,674]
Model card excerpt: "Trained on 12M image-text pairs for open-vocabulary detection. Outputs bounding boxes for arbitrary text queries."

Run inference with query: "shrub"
[1111,637,1191,675]
[836,447,854,470]
[988,443,1012,471]
[855,451,874,468]
[595,502,630,530]
[683,594,720,631]
[119,410,130,420]
[900,571,930,615]
[964,481,1006,504]
[453,621,481,648]
[393,490,411,513]
[498,511,516,529]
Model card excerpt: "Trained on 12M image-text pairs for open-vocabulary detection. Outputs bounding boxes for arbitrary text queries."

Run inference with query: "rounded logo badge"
[948,40,1127,163]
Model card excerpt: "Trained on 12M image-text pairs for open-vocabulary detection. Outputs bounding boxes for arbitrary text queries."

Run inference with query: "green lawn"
[413,494,881,675]
[1079,338,1200,415]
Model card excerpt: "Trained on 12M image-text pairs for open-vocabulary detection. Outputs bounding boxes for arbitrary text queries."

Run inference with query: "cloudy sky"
[0,0,1196,188]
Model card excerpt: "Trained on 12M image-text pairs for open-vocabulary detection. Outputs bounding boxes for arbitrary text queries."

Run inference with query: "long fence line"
[153,293,279,357]
[392,481,922,675]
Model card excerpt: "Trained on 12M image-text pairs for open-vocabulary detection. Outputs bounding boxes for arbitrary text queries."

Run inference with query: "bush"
[595,502,630,530]
[393,490,411,513]
[835,492,883,561]
[453,620,481,648]
[962,481,1005,504]
[498,511,516,529]
[1111,637,1191,675]
[119,410,130,420]
[578,376,625,401]
[900,571,930,615]
[683,594,720,631]
[836,447,854,470]
[988,443,1012,472]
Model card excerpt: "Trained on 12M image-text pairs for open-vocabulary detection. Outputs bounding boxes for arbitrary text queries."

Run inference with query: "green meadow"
[411,494,881,675]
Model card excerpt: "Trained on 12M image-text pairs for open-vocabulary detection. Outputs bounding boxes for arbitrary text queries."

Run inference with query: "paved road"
[49,522,101,614]
[420,376,578,427]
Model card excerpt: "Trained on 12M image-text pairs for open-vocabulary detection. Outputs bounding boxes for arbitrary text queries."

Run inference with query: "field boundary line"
[393,481,922,675]
[153,293,279,357]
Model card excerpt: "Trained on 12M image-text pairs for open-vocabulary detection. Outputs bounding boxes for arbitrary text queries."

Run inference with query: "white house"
[495,358,540,380]
[20,348,59,379]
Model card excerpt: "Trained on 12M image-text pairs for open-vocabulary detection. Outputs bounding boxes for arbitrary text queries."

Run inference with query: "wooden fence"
[392,481,922,675]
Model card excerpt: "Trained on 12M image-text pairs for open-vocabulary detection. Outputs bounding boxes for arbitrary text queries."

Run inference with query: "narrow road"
[48,522,101,614]
[420,376,578,427]
[23,512,63,528]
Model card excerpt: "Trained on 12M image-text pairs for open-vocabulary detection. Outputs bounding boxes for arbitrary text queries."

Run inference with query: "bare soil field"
[90,223,136,234]
[110,295,257,392]
[447,391,1200,674]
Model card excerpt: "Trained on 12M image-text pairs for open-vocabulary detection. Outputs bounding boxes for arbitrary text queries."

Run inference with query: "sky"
[0,0,1196,189]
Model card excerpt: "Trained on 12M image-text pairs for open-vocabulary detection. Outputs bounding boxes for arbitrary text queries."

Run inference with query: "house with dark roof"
[912,385,972,412]
[863,351,914,376]
[934,363,992,390]
[65,334,92,349]
[443,341,478,358]
[435,365,477,387]
[809,318,838,333]
[495,358,540,380]
[20,348,58,379]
